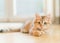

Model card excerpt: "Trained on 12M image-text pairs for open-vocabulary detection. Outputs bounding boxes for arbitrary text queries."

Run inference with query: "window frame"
[10,0,47,22]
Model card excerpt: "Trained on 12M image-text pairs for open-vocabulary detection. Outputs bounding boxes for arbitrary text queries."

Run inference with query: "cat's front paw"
[30,30,42,37]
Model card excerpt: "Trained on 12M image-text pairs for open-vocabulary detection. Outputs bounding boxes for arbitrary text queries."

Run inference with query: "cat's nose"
[40,24,43,28]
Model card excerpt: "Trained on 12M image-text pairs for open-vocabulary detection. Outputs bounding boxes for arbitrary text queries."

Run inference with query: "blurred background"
[0,0,60,24]
[0,0,60,43]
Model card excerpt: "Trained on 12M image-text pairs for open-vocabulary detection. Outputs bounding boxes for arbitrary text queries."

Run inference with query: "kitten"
[21,14,51,36]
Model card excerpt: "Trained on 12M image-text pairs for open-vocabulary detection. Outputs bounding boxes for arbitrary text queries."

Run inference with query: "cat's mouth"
[37,28,41,31]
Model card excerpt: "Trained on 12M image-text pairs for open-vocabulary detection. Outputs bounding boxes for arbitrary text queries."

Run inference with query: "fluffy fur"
[21,14,51,36]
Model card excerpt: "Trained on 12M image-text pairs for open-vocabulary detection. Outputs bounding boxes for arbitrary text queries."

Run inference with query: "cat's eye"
[44,22,47,25]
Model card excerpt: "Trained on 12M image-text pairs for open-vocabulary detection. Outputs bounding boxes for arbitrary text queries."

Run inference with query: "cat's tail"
[0,29,21,33]
[9,29,21,32]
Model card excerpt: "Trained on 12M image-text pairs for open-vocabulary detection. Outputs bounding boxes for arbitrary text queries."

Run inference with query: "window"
[0,0,8,22]
[13,0,46,18]
[0,0,47,22]
[14,0,44,18]
[0,0,5,18]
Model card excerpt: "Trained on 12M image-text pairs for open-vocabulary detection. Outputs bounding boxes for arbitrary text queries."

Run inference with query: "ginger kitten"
[22,14,51,36]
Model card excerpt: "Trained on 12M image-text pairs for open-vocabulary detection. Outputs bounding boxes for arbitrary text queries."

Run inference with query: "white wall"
[55,0,59,17]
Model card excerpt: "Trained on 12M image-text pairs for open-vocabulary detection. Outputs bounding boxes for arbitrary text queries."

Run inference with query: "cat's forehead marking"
[41,16,47,19]
[34,15,48,23]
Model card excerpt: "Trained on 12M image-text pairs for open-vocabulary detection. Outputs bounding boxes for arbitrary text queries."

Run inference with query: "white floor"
[0,23,60,43]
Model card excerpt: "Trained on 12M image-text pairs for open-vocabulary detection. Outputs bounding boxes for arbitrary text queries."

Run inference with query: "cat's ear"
[46,14,51,19]
[47,14,51,21]
[47,14,52,24]
[35,13,41,19]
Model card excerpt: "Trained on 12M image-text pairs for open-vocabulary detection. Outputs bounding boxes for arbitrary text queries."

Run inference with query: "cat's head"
[33,13,51,30]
